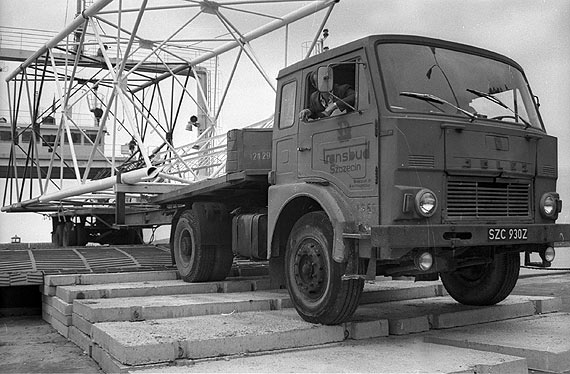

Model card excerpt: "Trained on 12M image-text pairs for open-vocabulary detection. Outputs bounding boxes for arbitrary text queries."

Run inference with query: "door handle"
[297,147,311,152]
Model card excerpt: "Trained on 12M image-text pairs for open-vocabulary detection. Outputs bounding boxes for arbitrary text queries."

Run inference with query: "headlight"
[540,193,559,218]
[415,189,437,217]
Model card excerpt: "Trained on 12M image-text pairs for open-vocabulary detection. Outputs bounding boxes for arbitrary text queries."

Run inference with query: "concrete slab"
[43,302,72,326]
[344,319,389,340]
[128,336,528,374]
[360,280,446,305]
[73,313,94,337]
[42,294,72,316]
[351,295,557,334]
[91,309,346,366]
[73,290,293,323]
[69,326,93,357]
[45,270,179,287]
[425,312,570,373]
[42,309,69,338]
[56,277,271,303]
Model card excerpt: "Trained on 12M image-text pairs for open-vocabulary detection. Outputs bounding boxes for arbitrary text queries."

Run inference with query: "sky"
[0,0,569,242]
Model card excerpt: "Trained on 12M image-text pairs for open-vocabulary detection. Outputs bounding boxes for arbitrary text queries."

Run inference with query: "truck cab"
[267,34,570,324]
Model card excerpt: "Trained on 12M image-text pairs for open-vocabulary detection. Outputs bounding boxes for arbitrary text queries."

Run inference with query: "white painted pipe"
[5,0,114,82]
[3,167,159,210]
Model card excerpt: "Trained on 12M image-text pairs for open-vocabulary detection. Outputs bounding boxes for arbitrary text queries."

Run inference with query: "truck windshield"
[377,42,542,129]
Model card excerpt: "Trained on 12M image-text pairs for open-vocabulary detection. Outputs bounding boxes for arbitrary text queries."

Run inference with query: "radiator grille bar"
[447,179,531,219]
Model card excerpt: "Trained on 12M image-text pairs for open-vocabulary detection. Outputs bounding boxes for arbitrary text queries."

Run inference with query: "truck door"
[297,57,378,198]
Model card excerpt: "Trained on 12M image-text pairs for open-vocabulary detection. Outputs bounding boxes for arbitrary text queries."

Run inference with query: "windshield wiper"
[400,91,477,121]
[466,88,532,128]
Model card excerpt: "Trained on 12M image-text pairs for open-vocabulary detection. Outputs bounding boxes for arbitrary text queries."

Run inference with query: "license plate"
[488,228,528,241]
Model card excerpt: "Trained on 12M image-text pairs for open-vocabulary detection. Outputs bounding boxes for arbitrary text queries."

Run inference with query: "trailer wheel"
[173,209,215,282]
[62,222,77,247]
[52,223,64,247]
[440,251,520,305]
[285,211,363,325]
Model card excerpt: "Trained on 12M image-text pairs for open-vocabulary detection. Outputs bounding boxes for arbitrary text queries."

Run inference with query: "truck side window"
[302,61,358,120]
[279,80,297,129]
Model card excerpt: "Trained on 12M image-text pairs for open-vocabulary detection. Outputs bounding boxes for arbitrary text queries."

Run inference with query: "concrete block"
[42,284,56,296]
[530,296,562,314]
[91,310,345,366]
[389,316,430,335]
[425,312,570,373]
[92,344,131,374]
[42,294,72,315]
[42,308,52,324]
[345,319,389,340]
[43,302,72,326]
[69,326,93,357]
[49,313,69,338]
[45,274,80,287]
[74,290,290,323]
[429,299,536,329]
[73,313,94,337]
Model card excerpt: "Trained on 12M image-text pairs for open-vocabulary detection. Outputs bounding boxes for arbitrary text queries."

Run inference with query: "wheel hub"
[179,229,193,261]
[293,239,326,299]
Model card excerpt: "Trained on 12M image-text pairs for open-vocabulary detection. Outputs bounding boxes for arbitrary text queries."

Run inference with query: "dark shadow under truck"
[158,34,570,325]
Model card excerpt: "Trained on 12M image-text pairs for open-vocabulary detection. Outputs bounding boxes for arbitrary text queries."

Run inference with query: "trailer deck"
[152,170,269,205]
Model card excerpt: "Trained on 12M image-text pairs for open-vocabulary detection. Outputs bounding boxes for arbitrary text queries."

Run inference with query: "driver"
[299,71,355,121]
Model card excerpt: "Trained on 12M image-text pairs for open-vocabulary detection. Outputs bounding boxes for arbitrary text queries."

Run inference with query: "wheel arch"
[267,183,356,263]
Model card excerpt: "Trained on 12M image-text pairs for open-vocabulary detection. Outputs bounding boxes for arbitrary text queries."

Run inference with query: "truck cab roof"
[277,34,524,79]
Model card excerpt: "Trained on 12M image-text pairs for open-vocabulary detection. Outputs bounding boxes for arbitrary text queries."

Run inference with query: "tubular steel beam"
[5,0,114,82]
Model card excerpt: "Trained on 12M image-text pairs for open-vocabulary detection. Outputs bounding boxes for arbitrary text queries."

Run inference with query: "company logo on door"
[322,140,369,178]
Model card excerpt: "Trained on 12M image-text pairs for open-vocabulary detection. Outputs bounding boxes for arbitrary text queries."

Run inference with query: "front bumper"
[371,223,570,249]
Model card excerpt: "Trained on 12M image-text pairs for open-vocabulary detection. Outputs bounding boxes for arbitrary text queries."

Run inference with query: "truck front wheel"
[286,211,363,325]
[173,209,215,282]
[440,251,520,305]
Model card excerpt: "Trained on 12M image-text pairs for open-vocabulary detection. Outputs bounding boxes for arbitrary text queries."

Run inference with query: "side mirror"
[316,66,334,93]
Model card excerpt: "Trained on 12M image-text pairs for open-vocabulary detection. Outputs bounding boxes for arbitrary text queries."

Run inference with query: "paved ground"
[0,247,569,373]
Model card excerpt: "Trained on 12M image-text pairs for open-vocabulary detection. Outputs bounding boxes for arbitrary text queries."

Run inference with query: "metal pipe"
[131,0,337,93]
[2,167,159,211]
[5,0,114,82]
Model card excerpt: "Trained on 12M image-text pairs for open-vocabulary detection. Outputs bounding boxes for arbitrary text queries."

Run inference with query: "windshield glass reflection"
[377,43,542,129]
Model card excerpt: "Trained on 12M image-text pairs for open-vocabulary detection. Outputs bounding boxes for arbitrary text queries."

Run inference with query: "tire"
[285,211,363,325]
[441,251,520,306]
[62,222,77,247]
[209,244,234,281]
[173,209,215,282]
[52,223,64,247]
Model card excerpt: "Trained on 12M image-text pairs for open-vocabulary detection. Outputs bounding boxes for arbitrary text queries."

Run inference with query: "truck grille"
[446,179,531,220]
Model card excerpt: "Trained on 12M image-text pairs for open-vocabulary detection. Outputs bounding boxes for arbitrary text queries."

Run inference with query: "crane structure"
[1,0,339,218]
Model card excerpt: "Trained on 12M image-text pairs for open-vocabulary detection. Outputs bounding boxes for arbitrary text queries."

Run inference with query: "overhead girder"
[2,0,339,212]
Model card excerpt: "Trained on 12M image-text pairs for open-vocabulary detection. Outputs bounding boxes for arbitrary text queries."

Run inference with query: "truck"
[149,34,570,325]
[3,25,570,325]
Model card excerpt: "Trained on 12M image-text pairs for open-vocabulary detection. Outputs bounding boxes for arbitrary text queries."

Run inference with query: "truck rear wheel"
[285,211,363,325]
[173,209,215,282]
[209,244,234,281]
[440,251,520,305]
